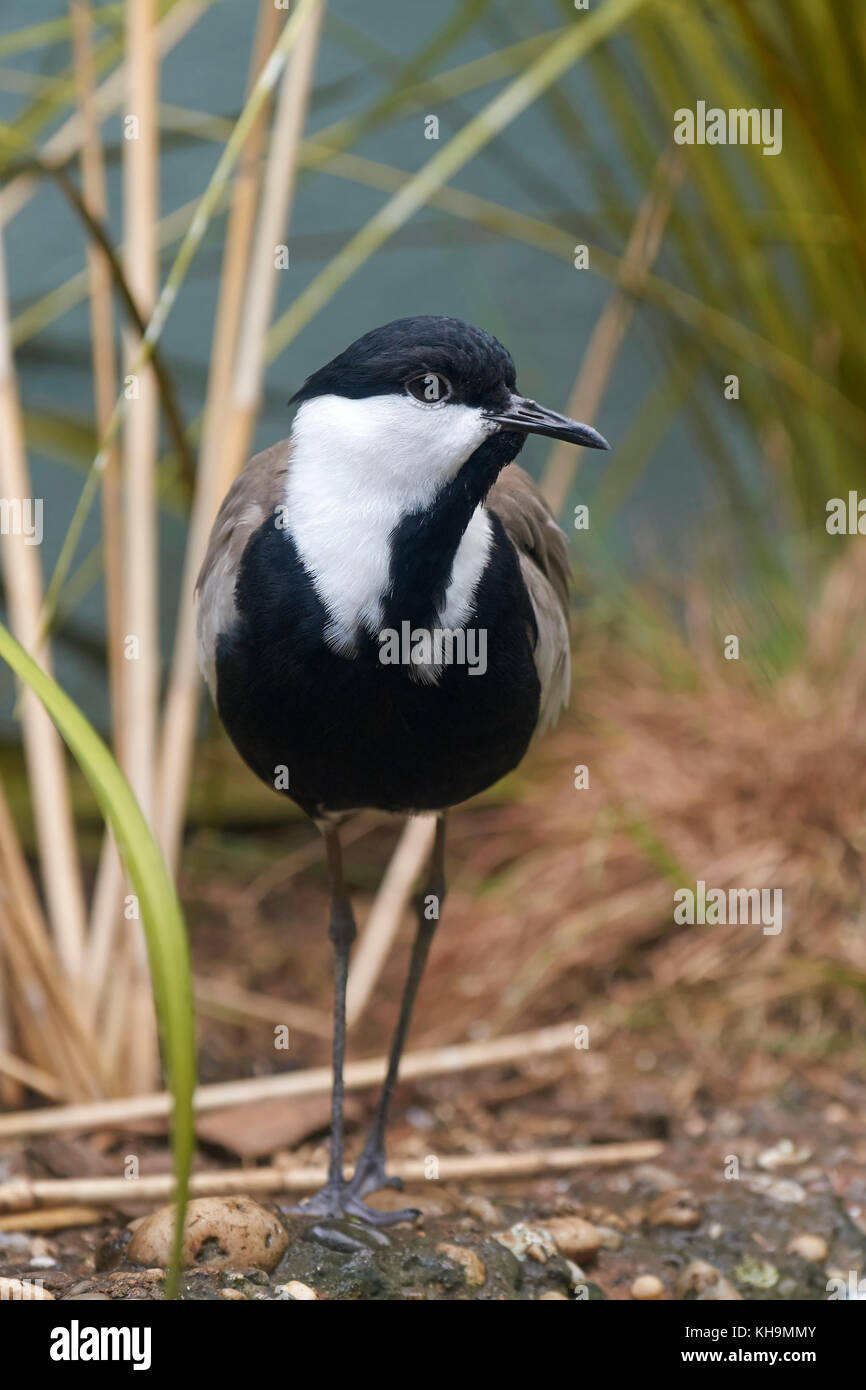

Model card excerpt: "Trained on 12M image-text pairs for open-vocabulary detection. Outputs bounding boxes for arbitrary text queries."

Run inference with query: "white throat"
[284,393,496,654]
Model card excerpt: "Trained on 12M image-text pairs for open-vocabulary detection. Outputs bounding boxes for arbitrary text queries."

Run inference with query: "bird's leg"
[348,814,447,1201]
[289,824,419,1227]
[322,823,355,1190]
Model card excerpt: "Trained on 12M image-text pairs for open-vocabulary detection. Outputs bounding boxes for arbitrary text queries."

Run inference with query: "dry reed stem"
[193,977,332,1040]
[153,0,282,876]
[0,1207,106,1232]
[118,0,160,1092]
[0,231,88,981]
[0,1141,665,1212]
[221,0,325,485]
[541,149,684,515]
[70,0,124,751]
[0,1022,578,1138]
[70,0,127,1036]
[156,0,324,872]
[0,1,211,226]
[347,815,438,1026]
[0,1048,68,1103]
[0,951,22,1108]
[0,802,106,1100]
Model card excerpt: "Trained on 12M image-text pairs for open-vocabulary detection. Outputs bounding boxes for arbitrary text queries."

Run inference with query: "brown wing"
[486,465,571,731]
[196,438,291,694]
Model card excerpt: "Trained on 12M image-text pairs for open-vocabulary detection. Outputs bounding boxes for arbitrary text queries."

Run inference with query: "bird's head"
[289,316,608,499]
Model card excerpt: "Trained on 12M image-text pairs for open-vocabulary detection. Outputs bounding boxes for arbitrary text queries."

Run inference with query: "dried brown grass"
[406,542,866,1088]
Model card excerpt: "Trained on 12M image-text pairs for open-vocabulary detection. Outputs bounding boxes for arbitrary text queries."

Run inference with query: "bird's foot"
[286,1178,418,1227]
[347,1146,404,1200]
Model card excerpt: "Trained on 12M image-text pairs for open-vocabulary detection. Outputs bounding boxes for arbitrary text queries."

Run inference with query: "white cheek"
[292,393,496,503]
[284,394,498,653]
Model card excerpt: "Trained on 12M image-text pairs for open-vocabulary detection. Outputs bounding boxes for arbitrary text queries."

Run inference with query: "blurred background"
[0,0,864,1278]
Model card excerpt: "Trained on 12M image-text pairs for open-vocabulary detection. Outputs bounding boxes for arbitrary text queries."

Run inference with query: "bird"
[196,315,609,1225]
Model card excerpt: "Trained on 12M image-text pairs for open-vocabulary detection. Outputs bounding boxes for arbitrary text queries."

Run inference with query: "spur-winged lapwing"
[197,316,609,1224]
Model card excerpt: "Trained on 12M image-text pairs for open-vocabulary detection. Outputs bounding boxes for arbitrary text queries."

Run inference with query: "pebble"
[595,1225,624,1252]
[462,1195,500,1226]
[646,1191,701,1230]
[538,1290,569,1300]
[758,1138,811,1170]
[128,1196,288,1272]
[734,1257,779,1290]
[218,1288,248,1300]
[745,1174,806,1205]
[631,1274,665,1301]
[279,1280,318,1301]
[545,1216,603,1260]
[634,1164,682,1192]
[786,1234,828,1264]
[676,1260,742,1301]
[435,1243,487,1288]
[63,1292,112,1301]
[493,1222,558,1263]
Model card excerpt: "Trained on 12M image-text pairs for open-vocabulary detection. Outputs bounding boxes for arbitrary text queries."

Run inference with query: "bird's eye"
[405,372,452,405]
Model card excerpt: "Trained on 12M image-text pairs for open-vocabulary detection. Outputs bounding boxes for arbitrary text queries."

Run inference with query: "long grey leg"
[349,814,447,1197]
[323,823,356,1188]
[288,822,421,1225]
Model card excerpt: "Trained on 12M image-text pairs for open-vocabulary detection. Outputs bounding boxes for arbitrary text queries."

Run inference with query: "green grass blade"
[0,623,196,1301]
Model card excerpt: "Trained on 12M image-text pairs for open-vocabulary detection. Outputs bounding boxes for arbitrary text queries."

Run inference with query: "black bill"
[485,393,609,450]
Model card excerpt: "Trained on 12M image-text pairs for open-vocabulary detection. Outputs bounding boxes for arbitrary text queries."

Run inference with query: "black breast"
[214,515,541,817]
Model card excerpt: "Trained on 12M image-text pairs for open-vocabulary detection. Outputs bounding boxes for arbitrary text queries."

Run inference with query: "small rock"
[646,1191,701,1230]
[677,1260,742,1301]
[435,1243,486,1287]
[462,1195,500,1226]
[0,1276,54,1301]
[128,1196,288,1272]
[564,1259,587,1288]
[631,1274,665,1301]
[538,1290,568,1300]
[786,1234,828,1264]
[824,1103,849,1125]
[595,1225,623,1252]
[634,1164,681,1192]
[218,1288,248,1300]
[545,1216,603,1260]
[745,1174,806,1204]
[29,1255,57,1269]
[63,1292,112,1301]
[493,1222,557,1262]
[281,1280,318,1301]
[758,1138,811,1170]
[734,1257,779,1290]
[583,1205,628,1232]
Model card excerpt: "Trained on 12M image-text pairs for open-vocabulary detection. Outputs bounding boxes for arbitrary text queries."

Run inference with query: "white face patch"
[285,393,497,654]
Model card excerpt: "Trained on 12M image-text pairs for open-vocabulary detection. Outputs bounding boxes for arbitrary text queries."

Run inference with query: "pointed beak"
[484,393,609,450]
